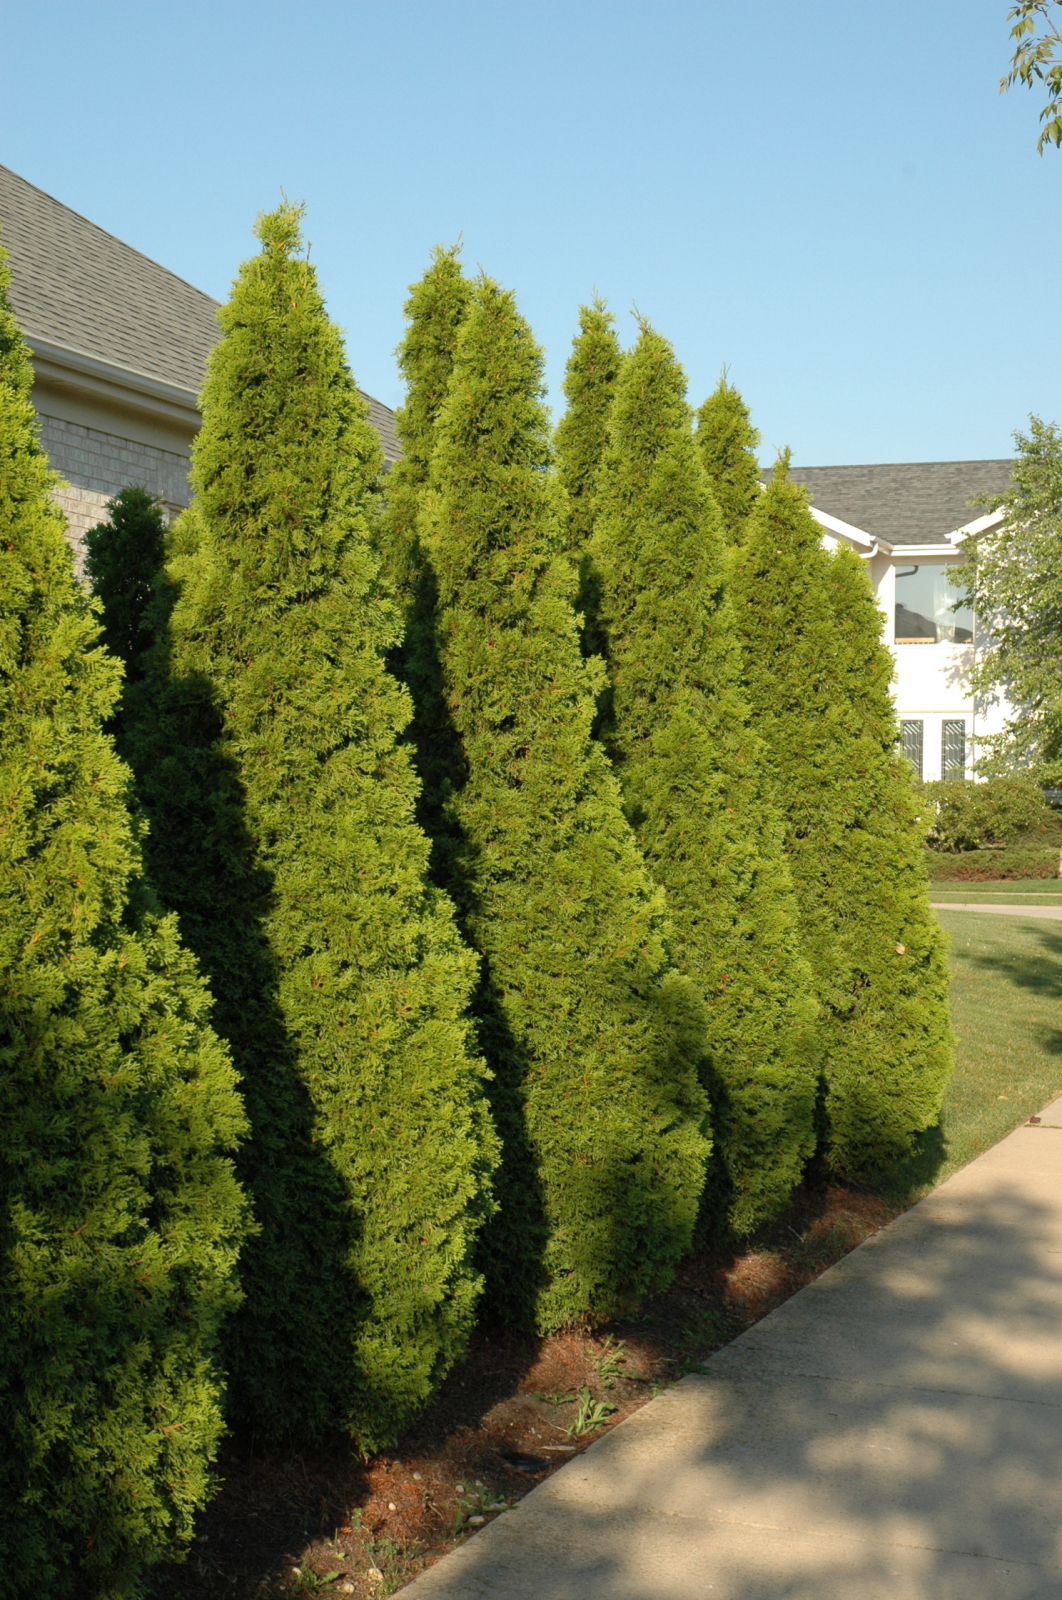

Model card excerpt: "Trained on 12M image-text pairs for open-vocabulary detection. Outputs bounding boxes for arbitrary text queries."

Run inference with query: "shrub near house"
[922,776,1062,880]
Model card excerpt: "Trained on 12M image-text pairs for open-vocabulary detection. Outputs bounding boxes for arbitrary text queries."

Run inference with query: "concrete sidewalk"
[931,902,1062,920]
[403,1098,1062,1599]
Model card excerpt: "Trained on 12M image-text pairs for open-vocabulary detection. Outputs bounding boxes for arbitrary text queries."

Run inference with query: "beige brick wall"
[37,414,192,570]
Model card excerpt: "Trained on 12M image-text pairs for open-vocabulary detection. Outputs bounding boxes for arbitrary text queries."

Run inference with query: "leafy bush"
[921,776,1053,852]
[925,844,1060,881]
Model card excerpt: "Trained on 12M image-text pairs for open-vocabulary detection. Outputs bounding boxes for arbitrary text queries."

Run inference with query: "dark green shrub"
[84,487,167,686]
[121,207,497,1450]
[422,277,711,1331]
[694,370,762,541]
[731,464,953,1176]
[0,239,249,1597]
[589,324,818,1236]
[921,775,1050,851]
[924,844,1059,881]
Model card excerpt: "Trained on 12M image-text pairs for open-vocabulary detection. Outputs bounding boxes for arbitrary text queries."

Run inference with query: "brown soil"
[149,1181,896,1600]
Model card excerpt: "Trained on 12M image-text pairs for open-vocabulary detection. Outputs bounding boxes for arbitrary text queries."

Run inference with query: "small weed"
[567,1386,617,1437]
[594,1336,627,1388]
[451,1483,514,1536]
[289,1569,342,1594]
[533,1389,577,1409]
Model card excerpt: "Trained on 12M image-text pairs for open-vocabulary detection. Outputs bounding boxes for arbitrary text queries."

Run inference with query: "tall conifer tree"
[124,207,497,1448]
[695,371,762,541]
[590,325,817,1235]
[731,465,953,1173]
[0,242,249,1596]
[378,246,472,844]
[554,298,623,556]
[422,278,710,1331]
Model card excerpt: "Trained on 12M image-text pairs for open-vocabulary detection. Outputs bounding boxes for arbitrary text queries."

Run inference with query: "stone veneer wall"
[37,414,193,571]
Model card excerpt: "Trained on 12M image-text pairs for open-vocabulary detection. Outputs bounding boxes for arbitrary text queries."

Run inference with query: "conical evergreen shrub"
[122,207,497,1448]
[694,371,762,541]
[421,277,711,1331]
[0,242,249,1596]
[731,464,953,1174]
[84,487,167,689]
[590,325,817,1235]
[378,246,472,846]
[554,298,623,557]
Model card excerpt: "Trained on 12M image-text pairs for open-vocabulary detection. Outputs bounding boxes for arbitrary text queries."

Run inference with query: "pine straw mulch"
[149,1181,897,1600]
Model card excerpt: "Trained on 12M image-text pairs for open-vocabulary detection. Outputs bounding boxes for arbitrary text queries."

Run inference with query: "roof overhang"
[25,332,201,435]
[808,503,1005,560]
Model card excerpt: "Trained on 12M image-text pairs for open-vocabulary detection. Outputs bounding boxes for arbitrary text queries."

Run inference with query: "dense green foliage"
[589,326,817,1235]
[379,246,473,845]
[122,207,497,1449]
[554,299,623,557]
[84,487,167,687]
[731,466,953,1175]
[922,774,1050,851]
[421,278,711,1330]
[0,244,249,1596]
[694,371,762,540]
[962,420,1062,779]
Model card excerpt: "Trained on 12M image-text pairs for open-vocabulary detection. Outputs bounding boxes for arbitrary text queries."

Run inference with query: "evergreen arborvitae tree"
[378,246,472,844]
[379,244,472,609]
[0,243,249,1596]
[731,464,953,1174]
[694,370,762,541]
[590,325,817,1236]
[422,277,711,1332]
[554,298,623,556]
[124,207,497,1449]
[84,487,167,688]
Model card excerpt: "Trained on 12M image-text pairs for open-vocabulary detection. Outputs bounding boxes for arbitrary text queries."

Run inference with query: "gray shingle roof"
[0,163,400,463]
[760,459,1014,546]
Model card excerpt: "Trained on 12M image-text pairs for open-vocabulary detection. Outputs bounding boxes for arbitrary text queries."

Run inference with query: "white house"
[769,462,1015,782]
[0,164,400,566]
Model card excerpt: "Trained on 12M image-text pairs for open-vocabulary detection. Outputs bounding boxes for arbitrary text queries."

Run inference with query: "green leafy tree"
[731,464,953,1175]
[554,298,624,557]
[694,369,762,541]
[590,325,817,1236]
[0,241,249,1596]
[123,206,497,1449]
[1002,1,1062,151]
[962,418,1061,779]
[421,277,711,1331]
[84,487,167,688]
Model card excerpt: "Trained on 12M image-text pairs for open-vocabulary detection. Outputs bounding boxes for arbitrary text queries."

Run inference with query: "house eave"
[25,332,201,435]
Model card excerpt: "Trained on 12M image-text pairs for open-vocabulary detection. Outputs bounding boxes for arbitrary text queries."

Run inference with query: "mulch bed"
[149,1182,896,1600]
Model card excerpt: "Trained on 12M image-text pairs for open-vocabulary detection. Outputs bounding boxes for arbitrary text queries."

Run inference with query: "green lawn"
[878,909,1062,1199]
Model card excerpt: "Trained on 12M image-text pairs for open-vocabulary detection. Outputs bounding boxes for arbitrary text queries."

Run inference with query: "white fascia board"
[889,544,961,560]
[948,509,1004,547]
[809,505,878,552]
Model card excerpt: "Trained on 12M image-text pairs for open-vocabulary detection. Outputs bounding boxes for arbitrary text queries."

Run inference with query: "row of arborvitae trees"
[0,208,952,1597]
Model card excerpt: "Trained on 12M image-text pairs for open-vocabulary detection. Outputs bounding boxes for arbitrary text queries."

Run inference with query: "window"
[941,719,966,780]
[894,564,973,644]
[901,720,923,779]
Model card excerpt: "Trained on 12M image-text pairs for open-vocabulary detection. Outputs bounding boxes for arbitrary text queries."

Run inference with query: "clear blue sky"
[2,1,1056,465]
